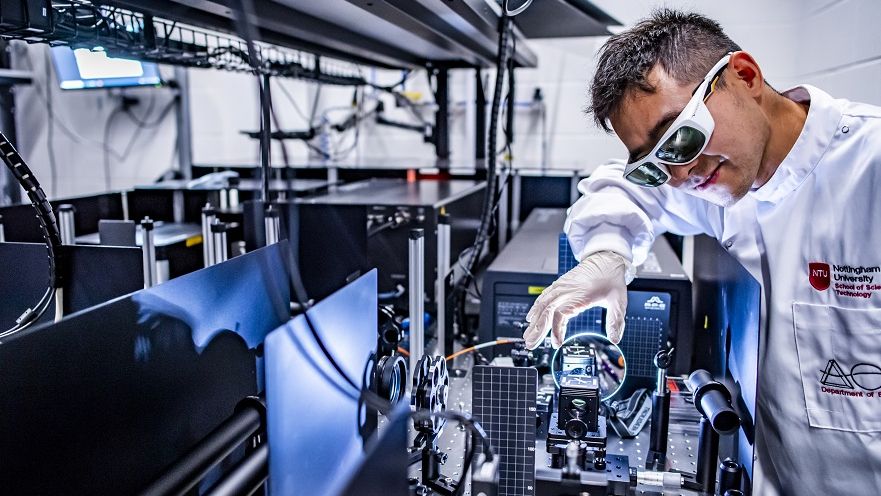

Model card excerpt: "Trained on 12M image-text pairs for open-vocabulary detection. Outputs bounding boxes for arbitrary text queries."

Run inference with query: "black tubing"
[204,444,269,496]
[686,369,741,435]
[140,407,262,496]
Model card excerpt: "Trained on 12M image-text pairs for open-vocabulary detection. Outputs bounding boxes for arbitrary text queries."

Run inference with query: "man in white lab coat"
[523,9,881,495]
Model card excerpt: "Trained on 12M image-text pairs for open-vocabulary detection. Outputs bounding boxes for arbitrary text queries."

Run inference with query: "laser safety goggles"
[623,53,732,187]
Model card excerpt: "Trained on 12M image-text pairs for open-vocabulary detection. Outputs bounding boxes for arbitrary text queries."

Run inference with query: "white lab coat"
[565,85,881,495]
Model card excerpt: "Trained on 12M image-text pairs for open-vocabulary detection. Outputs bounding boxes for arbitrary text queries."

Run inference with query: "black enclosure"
[517,173,578,222]
[0,242,143,329]
[0,192,124,242]
[0,243,291,494]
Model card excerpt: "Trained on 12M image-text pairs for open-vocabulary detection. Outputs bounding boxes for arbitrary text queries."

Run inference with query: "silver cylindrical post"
[173,190,185,223]
[657,365,668,395]
[511,171,522,233]
[141,217,157,288]
[228,177,240,208]
[58,204,76,245]
[0,213,6,242]
[570,172,580,204]
[436,216,451,357]
[498,169,509,250]
[328,166,339,191]
[264,205,280,245]
[211,221,229,264]
[201,204,216,267]
[409,228,425,375]
[121,190,130,220]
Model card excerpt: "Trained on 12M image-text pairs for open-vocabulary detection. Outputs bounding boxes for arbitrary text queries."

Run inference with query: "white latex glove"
[523,251,634,349]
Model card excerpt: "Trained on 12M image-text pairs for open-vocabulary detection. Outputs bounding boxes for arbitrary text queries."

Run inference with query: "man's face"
[609,65,769,206]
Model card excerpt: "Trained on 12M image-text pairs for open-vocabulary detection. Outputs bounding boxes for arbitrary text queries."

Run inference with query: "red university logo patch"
[809,262,831,291]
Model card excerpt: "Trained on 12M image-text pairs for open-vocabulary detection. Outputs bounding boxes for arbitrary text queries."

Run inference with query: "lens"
[565,418,588,439]
[626,163,669,187]
[656,126,706,163]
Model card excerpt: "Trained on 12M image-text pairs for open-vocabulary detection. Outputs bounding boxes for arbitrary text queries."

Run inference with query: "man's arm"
[523,160,719,348]
[566,159,719,265]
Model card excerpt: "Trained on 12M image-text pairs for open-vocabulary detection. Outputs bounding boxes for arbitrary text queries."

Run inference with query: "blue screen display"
[51,46,162,90]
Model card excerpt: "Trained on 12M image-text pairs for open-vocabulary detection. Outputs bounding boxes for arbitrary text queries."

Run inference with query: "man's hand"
[522,251,633,349]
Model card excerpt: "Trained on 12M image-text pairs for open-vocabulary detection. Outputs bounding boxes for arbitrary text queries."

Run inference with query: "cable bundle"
[0,132,62,338]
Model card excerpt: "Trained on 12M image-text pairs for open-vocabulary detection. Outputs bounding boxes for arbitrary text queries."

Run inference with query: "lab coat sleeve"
[564,160,717,266]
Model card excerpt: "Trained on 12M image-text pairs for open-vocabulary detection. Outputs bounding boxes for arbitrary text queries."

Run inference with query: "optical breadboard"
[472,365,537,496]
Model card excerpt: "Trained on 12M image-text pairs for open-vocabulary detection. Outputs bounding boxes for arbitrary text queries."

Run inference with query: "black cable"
[453,169,512,301]
[365,69,411,93]
[101,94,166,191]
[225,4,513,493]
[452,13,513,341]
[0,133,62,338]
[457,429,478,495]
[124,95,177,128]
[274,79,311,124]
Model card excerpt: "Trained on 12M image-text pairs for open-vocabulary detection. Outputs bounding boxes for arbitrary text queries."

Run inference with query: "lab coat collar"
[749,85,843,204]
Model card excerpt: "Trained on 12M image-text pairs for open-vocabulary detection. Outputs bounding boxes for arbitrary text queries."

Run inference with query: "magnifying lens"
[551,332,627,401]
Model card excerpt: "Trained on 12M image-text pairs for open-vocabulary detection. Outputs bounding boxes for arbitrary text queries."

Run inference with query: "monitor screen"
[51,46,162,90]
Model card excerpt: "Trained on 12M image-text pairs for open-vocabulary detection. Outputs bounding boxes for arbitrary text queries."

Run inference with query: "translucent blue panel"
[266,269,378,496]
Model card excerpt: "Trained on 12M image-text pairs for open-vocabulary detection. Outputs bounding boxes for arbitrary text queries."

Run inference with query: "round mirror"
[551,332,627,401]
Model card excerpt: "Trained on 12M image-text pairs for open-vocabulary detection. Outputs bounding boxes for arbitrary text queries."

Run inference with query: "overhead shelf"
[511,0,620,38]
[105,0,537,69]
[0,1,369,84]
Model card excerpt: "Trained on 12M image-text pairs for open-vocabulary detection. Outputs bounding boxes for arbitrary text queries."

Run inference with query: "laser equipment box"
[294,178,486,303]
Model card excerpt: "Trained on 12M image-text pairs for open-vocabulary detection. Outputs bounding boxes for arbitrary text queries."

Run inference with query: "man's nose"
[667,156,702,186]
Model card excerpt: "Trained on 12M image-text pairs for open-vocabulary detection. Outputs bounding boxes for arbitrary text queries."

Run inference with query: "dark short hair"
[588,9,742,132]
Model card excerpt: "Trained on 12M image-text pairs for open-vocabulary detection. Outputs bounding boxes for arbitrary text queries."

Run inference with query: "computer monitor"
[51,46,162,90]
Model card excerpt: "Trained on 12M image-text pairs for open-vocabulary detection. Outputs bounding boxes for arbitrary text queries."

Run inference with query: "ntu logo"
[809,262,830,291]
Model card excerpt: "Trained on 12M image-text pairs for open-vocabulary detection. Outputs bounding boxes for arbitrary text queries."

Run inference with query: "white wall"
[8,0,881,201]
[11,43,179,200]
[593,0,881,100]
[189,0,881,175]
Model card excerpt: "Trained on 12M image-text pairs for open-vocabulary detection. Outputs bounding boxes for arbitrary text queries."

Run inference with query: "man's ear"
[728,51,763,97]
